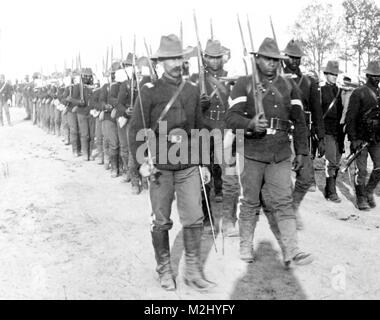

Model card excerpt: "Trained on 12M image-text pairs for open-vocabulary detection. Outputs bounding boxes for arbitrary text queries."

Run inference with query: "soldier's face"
[204,55,224,72]
[285,55,301,71]
[325,73,337,84]
[368,75,380,87]
[161,57,183,78]
[256,55,279,77]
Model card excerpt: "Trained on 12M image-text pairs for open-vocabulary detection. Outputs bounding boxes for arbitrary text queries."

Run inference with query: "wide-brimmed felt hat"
[124,53,137,66]
[284,39,305,58]
[253,37,287,60]
[80,68,93,76]
[323,61,343,75]
[204,39,228,57]
[110,60,122,73]
[152,34,193,59]
[363,61,380,76]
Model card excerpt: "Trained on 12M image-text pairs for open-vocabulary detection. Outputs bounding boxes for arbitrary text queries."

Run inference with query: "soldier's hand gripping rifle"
[340,142,368,173]
[239,15,267,137]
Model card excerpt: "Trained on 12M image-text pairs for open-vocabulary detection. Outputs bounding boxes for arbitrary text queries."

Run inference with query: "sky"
[0,0,377,81]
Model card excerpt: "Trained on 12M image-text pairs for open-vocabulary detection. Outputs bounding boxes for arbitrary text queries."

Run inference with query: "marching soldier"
[346,61,380,210]
[283,40,325,229]
[225,38,313,267]
[321,61,344,203]
[129,34,215,292]
[0,75,13,126]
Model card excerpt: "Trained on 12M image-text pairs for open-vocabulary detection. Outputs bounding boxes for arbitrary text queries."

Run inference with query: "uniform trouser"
[102,119,119,157]
[54,108,62,135]
[67,111,80,153]
[0,101,11,125]
[61,111,70,142]
[324,134,342,177]
[354,142,380,186]
[32,101,37,124]
[150,166,204,231]
[293,154,315,204]
[95,118,104,159]
[117,120,129,171]
[24,96,31,118]
[240,157,299,261]
[49,104,55,133]
[77,113,96,158]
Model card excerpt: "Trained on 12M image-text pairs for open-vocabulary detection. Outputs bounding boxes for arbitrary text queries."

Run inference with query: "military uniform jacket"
[225,73,308,163]
[191,70,230,130]
[99,82,120,122]
[89,87,101,111]
[69,83,93,116]
[346,82,380,142]
[115,80,131,118]
[0,81,13,102]
[284,67,325,139]
[321,82,343,136]
[129,74,207,171]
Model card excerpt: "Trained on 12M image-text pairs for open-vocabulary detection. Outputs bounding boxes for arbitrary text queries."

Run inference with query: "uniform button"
[274,105,278,108]
[272,92,275,96]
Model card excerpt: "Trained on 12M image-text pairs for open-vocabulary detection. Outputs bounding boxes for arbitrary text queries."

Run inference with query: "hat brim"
[363,69,380,76]
[152,46,194,60]
[252,51,287,60]
[322,67,343,75]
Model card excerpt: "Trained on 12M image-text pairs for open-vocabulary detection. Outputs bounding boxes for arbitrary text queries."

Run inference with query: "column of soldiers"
[14,30,380,293]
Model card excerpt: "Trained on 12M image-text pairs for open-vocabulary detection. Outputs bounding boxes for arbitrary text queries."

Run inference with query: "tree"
[343,0,380,73]
[290,3,341,74]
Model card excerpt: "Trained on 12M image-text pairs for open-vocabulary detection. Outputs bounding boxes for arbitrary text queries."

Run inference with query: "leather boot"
[81,139,90,161]
[277,218,313,268]
[151,230,176,291]
[355,184,370,211]
[365,170,380,209]
[324,177,341,203]
[110,155,119,178]
[221,195,239,237]
[183,226,216,292]
[238,215,258,263]
[121,157,131,182]
[104,154,110,170]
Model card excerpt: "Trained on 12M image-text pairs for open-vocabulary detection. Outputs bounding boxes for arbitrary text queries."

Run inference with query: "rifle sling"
[323,88,341,119]
[152,80,186,132]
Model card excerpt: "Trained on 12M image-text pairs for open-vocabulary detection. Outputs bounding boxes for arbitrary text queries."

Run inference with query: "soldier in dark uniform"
[22,75,32,120]
[99,61,122,177]
[225,38,313,267]
[129,34,215,292]
[89,80,103,164]
[283,40,325,229]
[346,61,380,210]
[65,70,82,156]
[60,70,72,145]
[0,75,13,126]
[68,68,96,161]
[321,61,344,203]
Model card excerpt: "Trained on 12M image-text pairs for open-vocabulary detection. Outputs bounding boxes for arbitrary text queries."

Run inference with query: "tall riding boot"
[264,209,286,258]
[81,139,90,161]
[277,218,313,267]
[238,214,259,263]
[183,226,216,292]
[365,170,380,209]
[324,177,341,203]
[110,155,119,178]
[121,157,131,182]
[355,184,370,211]
[151,230,176,291]
[221,195,239,237]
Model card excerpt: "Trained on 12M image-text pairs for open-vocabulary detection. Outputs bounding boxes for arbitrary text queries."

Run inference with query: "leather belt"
[268,117,293,132]
[304,111,312,125]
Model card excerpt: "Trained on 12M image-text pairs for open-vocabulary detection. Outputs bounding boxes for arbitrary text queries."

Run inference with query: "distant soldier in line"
[89,79,103,164]
[283,40,325,229]
[60,69,72,145]
[225,38,313,267]
[346,61,380,211]
[99,61,123,177]
[129,34,215,292]
[69,68,96,161]
[0,74,13,126]
[321,61,344,203]
[65,69,82,156]
[22,75,33,121]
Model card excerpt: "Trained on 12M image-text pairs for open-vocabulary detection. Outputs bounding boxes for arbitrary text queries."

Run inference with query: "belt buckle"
[267,118,277,135]
[169,134,182,143]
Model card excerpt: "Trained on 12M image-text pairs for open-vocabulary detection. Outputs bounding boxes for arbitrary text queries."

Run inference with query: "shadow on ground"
[229,241,308,300]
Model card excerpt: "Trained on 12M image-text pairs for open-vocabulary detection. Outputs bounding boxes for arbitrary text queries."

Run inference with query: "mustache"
[169,66,182,73]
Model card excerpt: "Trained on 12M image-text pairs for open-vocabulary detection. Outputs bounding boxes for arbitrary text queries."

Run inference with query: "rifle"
[131,34,137,107]
[193,10,207,96]
[180,21,183,44]
[210,18,214,40]
[236,14,249,76]
[340,142,368,173]
[120,36,124,61]
[144,38,158,82]
[78,53,84,103]
[245,15,265,117]
[269,16,284,74]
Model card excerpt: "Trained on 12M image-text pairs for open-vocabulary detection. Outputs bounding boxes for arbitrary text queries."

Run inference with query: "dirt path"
[0,107,379,300]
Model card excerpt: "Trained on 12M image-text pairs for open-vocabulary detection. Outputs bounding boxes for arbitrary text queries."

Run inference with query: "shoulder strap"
[323,87,341,119]
[152,80,186,132]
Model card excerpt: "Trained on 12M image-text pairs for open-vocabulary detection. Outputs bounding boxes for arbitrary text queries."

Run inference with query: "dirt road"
[1,108,379,299]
